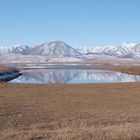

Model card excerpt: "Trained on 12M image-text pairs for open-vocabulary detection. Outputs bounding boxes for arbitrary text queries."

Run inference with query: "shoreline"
[20,65,140,76]
[0,64,140,83]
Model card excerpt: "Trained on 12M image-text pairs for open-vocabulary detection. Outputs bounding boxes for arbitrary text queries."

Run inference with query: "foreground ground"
[0,83,140,140]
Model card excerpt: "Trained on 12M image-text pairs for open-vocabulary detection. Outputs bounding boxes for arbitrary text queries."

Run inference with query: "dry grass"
[93,66,140,75]
[0,67,10,72]
[0,67,18,73]
[2,122,140,140]
[0,83,140,139]
[69,65,140,75]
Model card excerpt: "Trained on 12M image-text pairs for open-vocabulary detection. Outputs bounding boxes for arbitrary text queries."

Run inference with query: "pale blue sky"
[0,0,140,48]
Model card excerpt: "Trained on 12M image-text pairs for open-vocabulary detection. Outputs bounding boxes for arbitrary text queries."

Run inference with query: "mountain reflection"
[10,69,140,84]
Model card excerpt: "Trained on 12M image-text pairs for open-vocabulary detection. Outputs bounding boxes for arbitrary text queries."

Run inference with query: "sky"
[0,0,140,48]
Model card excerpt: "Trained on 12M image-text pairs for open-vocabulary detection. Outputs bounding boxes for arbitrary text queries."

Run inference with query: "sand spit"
[0,68,22,82]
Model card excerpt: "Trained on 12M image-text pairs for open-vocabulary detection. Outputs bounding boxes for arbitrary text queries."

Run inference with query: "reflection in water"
[10,69,140,84]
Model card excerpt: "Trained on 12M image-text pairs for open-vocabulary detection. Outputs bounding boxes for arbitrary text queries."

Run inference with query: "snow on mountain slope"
[0,53,47,63]
[28,41,82,58]
[0,44,30,55]
[0,41,140,63]
[78,42,140,58]
[0,53,83,63]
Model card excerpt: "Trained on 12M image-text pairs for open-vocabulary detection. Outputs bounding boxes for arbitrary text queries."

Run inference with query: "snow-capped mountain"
[78,42,140,58]
[0,41,140,63]
[0,41,83,63]
[28,41,82,58]
[0,44,30,55]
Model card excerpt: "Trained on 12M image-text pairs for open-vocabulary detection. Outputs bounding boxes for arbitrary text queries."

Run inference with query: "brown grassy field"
[0,83,140,140]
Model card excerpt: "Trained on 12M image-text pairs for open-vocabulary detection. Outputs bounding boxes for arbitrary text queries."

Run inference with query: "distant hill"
[28,41,82,58]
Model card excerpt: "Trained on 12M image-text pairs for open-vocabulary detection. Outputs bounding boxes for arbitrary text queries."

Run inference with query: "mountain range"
[77,42,140,58]
[0,41,140,63]
[0,44,30,55]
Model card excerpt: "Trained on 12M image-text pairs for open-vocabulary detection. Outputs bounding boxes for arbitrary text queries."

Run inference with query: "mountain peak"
[28,41,82,57]
[121,42,136,48]
[40,41,70,49]
[0,44,30,55]
[44,41,66,45]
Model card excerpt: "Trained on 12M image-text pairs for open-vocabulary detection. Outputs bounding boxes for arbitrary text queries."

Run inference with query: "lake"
[10,69,140,84]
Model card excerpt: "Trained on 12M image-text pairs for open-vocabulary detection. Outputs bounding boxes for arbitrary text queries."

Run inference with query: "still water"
[10,69,140,84]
